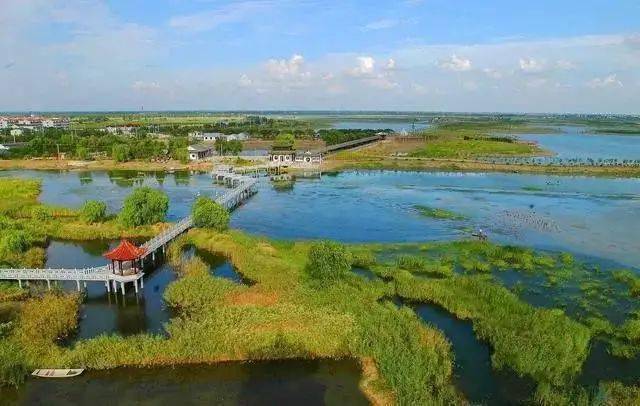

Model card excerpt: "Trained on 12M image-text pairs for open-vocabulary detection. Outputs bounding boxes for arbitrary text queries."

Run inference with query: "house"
[0,119,8,129]
[104,126,135,136]
[269,150,322,166]
[188,131,204,140]
[188,144,215,161]
[202,132,224,142]
[226,132,249,141]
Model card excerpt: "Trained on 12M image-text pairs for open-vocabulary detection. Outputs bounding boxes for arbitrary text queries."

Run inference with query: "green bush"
[306,241,351,283]
[80,200,107,223]
[192,197,230,231]
[118,187,169,227]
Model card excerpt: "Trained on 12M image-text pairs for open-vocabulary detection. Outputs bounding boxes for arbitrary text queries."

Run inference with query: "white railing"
[0,266,110,281]
[0,173,258,282]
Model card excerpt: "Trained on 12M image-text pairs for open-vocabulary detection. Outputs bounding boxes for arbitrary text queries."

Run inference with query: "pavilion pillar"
[140,277,144,289]
[76,280,80,291]
[134,279,139,294]
[112,279,117,291]
[105,280,110,293]
[18,280,22,289]
[47,280,51,290]
[120,282,125,296]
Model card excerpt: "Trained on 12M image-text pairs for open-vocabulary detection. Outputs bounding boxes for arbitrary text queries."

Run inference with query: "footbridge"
[0,171,259,295]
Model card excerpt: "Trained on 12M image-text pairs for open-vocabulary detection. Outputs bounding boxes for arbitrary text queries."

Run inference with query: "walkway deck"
[0,171,259,293]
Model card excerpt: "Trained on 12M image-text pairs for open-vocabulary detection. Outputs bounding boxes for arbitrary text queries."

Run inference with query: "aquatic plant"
[0,339,28,388]
[612,270,640,297]
[306,241,351,283]
[395,272,591,385]
[80,200,107,223]
[414,205,465,220]
[396,255,453,278]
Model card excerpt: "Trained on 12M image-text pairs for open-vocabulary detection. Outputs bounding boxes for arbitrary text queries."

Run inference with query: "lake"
[329,120,430,133]
[518,126,640,162]
[0,359,368,405]
[2,169,639,269]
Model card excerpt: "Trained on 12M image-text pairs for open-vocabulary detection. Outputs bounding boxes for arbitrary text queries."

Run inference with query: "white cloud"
[439,54,472,72]
[265,54,309,80]
[519,57,545,73]
[587,74,623,88]
[238,74,253,87]
[169,1,274,32]
[556,60,577,70]
[482,68,503,79]
[132,81,160,91]
[351,56,376,76]
[385,58,396,70]
[362,19,399,31]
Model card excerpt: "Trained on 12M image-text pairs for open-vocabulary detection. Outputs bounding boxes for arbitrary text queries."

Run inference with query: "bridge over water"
[0,170,258,295]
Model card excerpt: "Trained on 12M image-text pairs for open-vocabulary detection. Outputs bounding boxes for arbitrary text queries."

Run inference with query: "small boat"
[32,369,84,378]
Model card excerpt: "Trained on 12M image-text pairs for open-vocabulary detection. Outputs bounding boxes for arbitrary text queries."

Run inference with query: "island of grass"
[1,177,640,405]
[414,205,466,220]
[326,118,640,177]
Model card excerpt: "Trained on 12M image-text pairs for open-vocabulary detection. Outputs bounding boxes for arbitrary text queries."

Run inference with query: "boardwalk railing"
[0,171,259,289]
[0,266,110,281]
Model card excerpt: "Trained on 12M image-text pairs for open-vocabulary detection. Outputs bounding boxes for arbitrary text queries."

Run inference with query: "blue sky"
[1,0,639,112]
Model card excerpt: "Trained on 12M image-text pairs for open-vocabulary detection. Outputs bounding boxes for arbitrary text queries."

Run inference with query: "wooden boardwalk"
[0,171,259,294]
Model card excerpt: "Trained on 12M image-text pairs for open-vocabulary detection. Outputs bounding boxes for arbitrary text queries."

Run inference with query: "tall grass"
[394,272,591,386]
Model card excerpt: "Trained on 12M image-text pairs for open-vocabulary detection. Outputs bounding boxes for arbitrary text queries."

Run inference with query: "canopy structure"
[104,239,146,261]
[103,240,146,276]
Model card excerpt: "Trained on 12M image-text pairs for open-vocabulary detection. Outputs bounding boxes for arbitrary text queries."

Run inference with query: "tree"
[80,200,107,223]
[192,197,230,231]
[118,187,169,227]
[306,241,351,283]
[112,144,130,162]
[273,133,295,150]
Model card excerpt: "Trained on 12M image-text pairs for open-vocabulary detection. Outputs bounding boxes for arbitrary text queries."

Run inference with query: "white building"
[188,144,215,161]
[0,119,8,129]
[10,129,23,137]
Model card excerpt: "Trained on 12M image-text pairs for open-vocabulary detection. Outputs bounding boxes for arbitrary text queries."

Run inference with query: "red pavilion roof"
[103,239,146,261]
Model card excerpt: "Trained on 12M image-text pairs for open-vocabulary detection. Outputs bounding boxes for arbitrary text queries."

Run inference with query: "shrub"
[80,200,107,223]
[192,197,230,231]
[118,187,169,227]
[306,241,351,283]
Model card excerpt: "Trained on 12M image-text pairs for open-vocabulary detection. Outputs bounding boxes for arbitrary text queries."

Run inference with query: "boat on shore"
[32,369,84,378]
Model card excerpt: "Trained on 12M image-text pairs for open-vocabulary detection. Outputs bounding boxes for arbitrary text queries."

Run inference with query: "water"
[413,303,535,404]
[183,246,245,284]
[518,126,640,162]
[351,267,377,281]
[0,359,368,405]
[2,170,639,268]
[330,120,430,133]
[45,240,175,339]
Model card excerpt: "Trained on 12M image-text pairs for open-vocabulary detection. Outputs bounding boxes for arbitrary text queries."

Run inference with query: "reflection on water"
[413,303,535,405]
[46,241,174,339]
[2,169,638,268]
[182,246,245,284]
[1,359,368,406]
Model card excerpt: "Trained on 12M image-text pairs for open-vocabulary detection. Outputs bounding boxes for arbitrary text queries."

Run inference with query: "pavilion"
[104,239,146,276]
